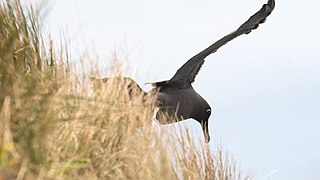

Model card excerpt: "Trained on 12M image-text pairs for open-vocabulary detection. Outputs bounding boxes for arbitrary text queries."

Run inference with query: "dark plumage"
[91,0,275,143]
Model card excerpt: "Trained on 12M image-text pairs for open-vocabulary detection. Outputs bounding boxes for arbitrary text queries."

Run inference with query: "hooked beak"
[201,121,210,143]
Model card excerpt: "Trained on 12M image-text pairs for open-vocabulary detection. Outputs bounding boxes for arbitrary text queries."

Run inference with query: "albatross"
[91,0,275,143]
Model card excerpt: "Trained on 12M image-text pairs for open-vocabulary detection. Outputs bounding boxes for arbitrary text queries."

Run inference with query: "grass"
[0,1,251,179]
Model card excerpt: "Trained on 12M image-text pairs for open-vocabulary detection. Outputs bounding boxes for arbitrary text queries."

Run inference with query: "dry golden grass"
[0,1,252,179]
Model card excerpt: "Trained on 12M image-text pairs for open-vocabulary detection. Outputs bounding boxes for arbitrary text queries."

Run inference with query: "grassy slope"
[0,1,250,179]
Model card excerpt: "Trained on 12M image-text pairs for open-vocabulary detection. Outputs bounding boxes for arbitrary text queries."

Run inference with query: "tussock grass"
[0,1,251,179]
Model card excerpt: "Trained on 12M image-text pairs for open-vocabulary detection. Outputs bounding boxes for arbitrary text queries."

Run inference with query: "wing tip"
[238,0,275,35]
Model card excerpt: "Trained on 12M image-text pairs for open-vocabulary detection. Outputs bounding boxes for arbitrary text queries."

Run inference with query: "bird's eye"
[207,109,211,113]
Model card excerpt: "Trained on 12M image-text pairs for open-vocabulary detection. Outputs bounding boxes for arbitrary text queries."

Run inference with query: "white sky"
[31,0,320,179]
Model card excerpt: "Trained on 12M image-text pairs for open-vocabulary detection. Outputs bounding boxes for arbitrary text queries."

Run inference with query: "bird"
[91,0,275,143]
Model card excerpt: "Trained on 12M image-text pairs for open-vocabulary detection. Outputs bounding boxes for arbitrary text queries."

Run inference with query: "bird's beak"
[201,121,210,143]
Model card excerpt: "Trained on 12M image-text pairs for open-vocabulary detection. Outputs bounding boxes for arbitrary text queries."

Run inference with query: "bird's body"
[155,87,209,124]
[91,0,275,143]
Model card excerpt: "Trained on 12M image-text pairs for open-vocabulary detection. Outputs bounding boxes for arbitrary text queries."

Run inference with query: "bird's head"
[193,102,212,143]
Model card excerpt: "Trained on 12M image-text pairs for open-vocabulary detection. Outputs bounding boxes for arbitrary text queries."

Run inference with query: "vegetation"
[0,1,250,179]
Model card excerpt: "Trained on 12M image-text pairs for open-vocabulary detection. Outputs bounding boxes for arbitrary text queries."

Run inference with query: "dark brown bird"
[92,0,275,143]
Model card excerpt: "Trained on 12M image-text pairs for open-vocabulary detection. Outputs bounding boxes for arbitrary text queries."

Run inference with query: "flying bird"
[91,0,275,143]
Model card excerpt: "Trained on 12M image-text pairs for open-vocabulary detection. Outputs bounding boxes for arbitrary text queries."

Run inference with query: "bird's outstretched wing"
[154,0,275,88]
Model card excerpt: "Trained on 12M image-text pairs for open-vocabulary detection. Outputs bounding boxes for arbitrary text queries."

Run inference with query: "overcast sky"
[32,0,320,179]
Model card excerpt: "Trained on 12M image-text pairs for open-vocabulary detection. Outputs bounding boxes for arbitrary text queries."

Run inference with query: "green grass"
[0,1,251,179]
